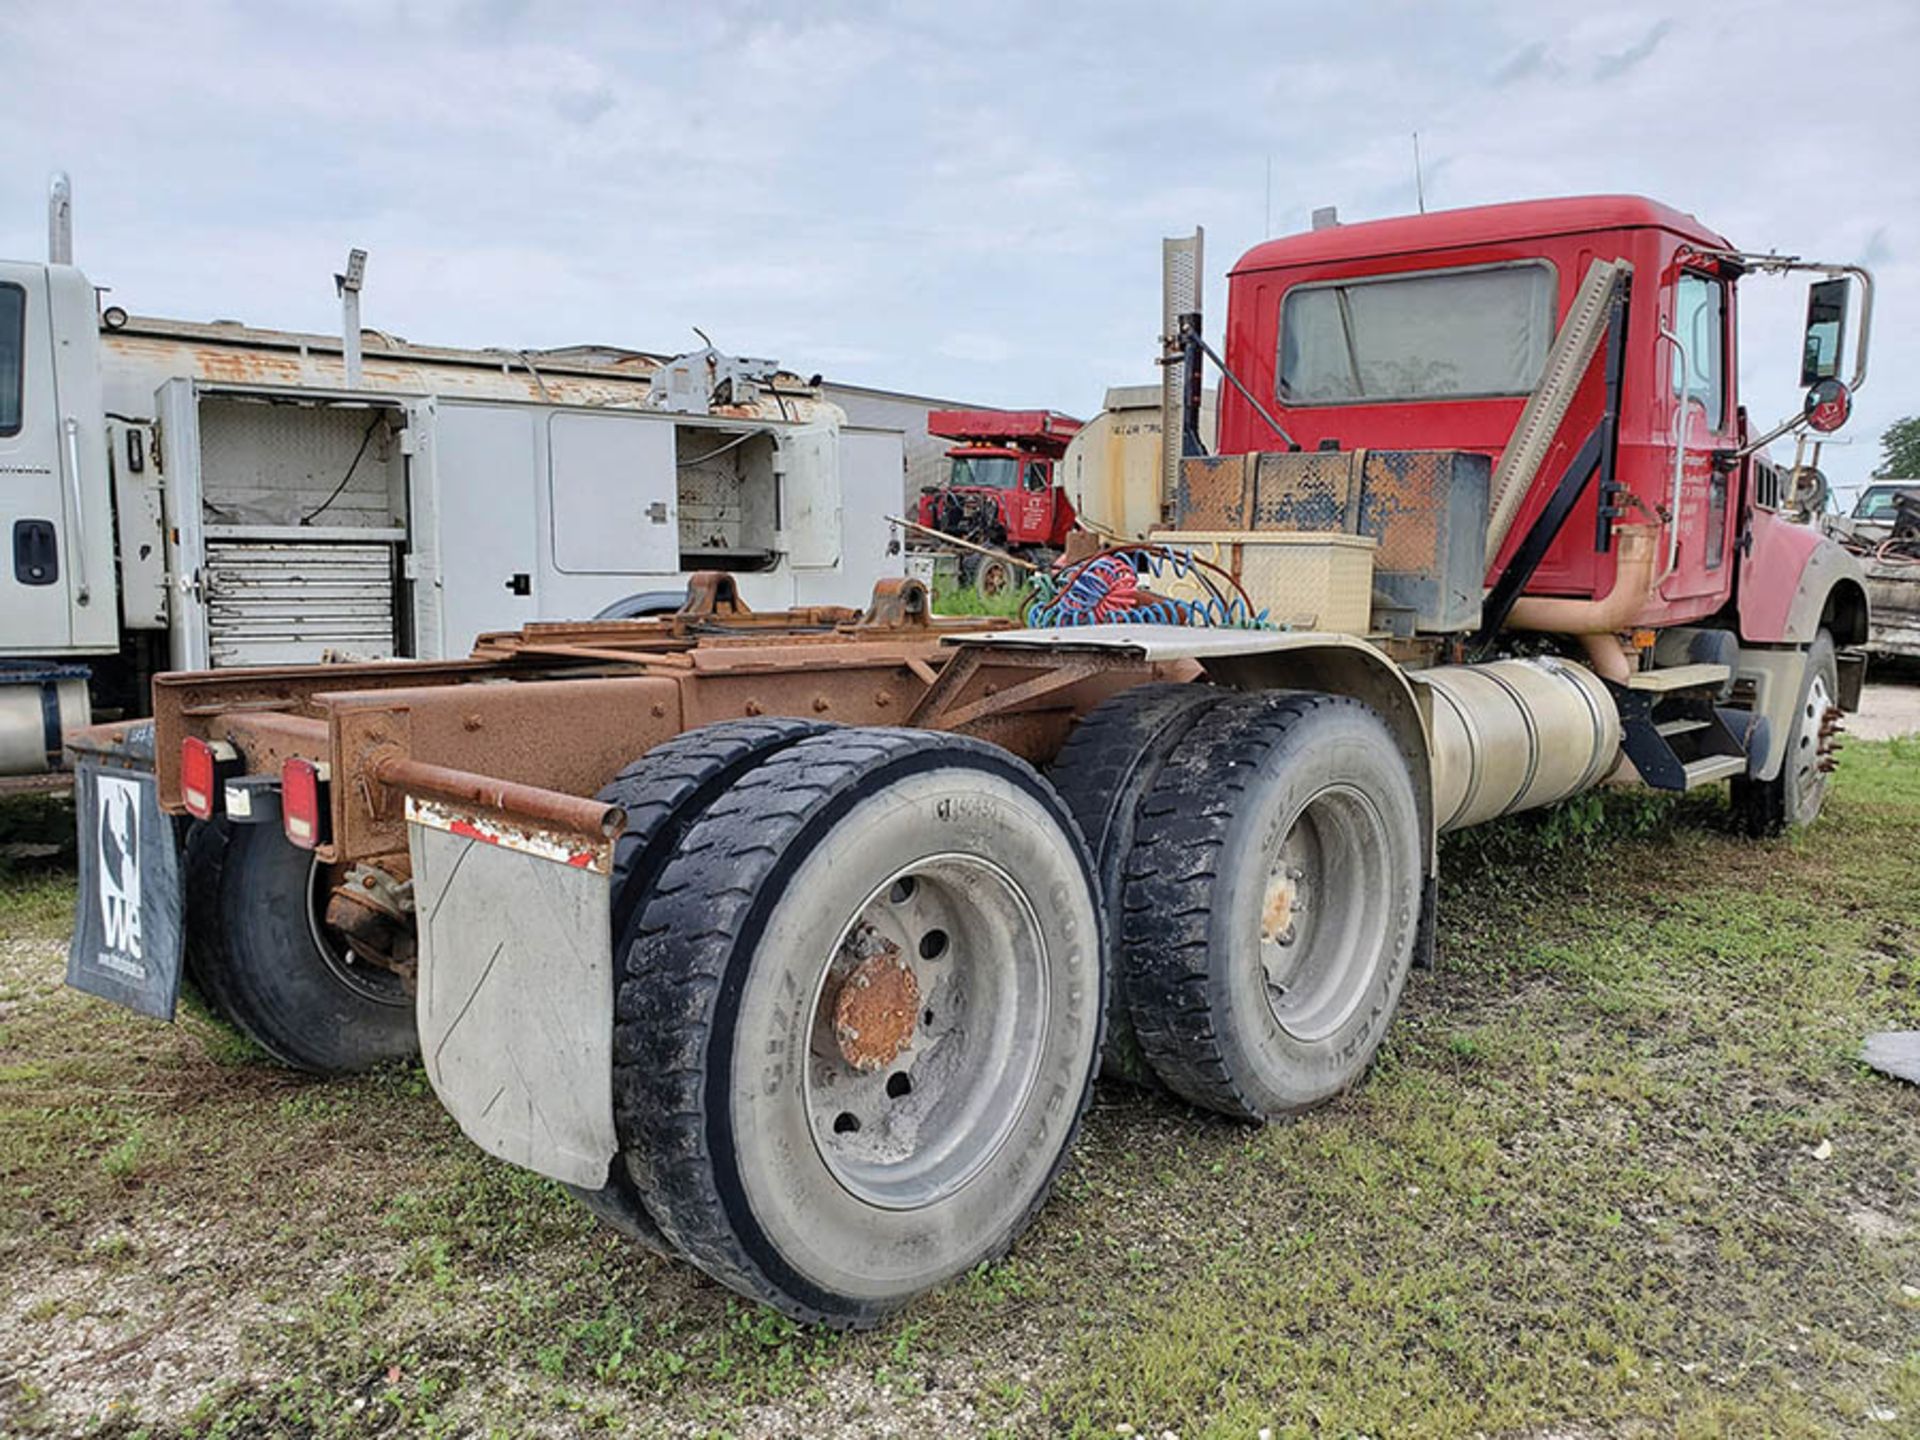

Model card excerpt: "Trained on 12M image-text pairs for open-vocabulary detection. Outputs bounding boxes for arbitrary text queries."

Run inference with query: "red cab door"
[1659,268,1740,604]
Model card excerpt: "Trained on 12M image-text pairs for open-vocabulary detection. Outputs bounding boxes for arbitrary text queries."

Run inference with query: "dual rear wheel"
[589,693,1423,1324]
[1051,686,1424,1119]
[180,688,1422,1326]
[598,724,1104,1327]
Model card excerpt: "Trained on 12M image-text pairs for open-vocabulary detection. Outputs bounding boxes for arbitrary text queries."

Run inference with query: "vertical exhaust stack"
[1159,229,1204,527]
[336,248,367,389]
[48,171,72,264]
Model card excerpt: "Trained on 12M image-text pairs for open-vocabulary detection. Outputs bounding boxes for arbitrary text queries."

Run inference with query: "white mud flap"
[407,797,618,1187]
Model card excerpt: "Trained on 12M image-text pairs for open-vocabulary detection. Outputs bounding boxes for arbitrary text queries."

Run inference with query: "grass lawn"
[931,576,1032,620]
[2,743,1917,1438]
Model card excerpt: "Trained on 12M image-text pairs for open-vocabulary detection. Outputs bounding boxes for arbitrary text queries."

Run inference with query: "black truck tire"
[973,555,1018,597]
[1120,692,1423,1121]
[613,728,1103,1327]
[183,820,416,1075]
[1731,628,1839,836]
[1047,681,1226,1086]
[566,718,831,1256]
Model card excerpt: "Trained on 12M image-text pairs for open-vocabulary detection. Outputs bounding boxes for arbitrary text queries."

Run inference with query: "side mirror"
[1800,277,1850,387]
[1804,378,1851,434]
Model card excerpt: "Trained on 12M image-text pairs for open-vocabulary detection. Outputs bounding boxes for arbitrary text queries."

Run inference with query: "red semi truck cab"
[1212,195,1872,649]
[917,408,1083,552]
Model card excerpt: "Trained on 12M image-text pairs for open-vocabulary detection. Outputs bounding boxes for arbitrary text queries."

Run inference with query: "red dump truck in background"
[914,409,1083,569]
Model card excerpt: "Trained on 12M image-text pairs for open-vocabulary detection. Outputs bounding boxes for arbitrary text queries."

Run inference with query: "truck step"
[1607,676,1752,794]
[1626,663,1731,693]
[1682,754,1748,788]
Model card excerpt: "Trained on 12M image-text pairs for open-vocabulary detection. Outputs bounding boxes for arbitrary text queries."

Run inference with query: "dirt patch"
[1853,680,1920,741]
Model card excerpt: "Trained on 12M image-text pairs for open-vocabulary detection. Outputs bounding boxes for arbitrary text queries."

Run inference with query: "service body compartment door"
[154,377,210,670]
[46,266,115,650]
[791,425,905,608]
[429,402,541,655]
[547,411,679,575]
[780,420,841,569]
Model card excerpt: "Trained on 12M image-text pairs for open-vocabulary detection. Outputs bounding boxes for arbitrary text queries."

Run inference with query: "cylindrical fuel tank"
[1418,656,1620,832]
[0,666,91,776]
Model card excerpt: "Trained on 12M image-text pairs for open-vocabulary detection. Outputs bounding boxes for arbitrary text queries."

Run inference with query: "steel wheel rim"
[305,857,410,1008]
[803,853,1049,1211]
[1257,783,1392,1042]
[1793,671,1834,817]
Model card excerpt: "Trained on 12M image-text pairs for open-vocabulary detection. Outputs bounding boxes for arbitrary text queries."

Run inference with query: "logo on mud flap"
[96,773,145,976]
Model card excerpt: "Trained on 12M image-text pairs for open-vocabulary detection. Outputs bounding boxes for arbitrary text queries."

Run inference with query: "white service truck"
[0,193,907,785]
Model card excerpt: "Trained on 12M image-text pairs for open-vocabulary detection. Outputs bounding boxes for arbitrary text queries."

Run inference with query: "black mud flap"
[67,758,185,1020]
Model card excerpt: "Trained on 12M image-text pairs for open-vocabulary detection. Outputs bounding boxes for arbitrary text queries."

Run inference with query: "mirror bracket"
[1683,247,1875,460]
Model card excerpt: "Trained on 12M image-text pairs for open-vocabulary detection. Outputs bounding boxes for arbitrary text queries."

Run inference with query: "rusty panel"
[1358,451,1446,572]
[219,712,330,782]
[105,329,843,422]
[678,662,931,732]
[1252,451,1364,531]
[152,658,495,808]
[1357,451,1490,633]
[1174,454,1250,529]
[1166,448,1490,635]
[323,677,684,858]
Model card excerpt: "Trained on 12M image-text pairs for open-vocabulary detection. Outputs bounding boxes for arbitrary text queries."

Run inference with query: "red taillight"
[181,737,219,820]
[280,758,328,849]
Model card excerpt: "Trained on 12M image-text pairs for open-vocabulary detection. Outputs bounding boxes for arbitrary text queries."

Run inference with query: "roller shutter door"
[204,541,397,667]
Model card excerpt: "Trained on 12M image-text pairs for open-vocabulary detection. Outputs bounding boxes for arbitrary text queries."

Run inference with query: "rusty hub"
[1261,863,1305,947]
[320,857,418,988]
[832,945,921,1072]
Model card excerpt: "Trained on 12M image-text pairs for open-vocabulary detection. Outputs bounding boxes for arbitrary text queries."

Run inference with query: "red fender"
[1737,510,1869,645]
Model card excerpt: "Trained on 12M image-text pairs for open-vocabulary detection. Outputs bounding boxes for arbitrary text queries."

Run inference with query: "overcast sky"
[2,0,1914,496]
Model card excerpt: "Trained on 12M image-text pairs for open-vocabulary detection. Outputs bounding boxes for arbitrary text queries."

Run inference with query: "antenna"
[1264,154,1272,237]
[1412,132,1427,214]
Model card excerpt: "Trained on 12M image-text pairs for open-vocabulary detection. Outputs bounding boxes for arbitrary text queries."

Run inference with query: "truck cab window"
[0,283,24,436]
[1278,262,1556,404]
[951,456,1019,489]
[1670,273,1726,429]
